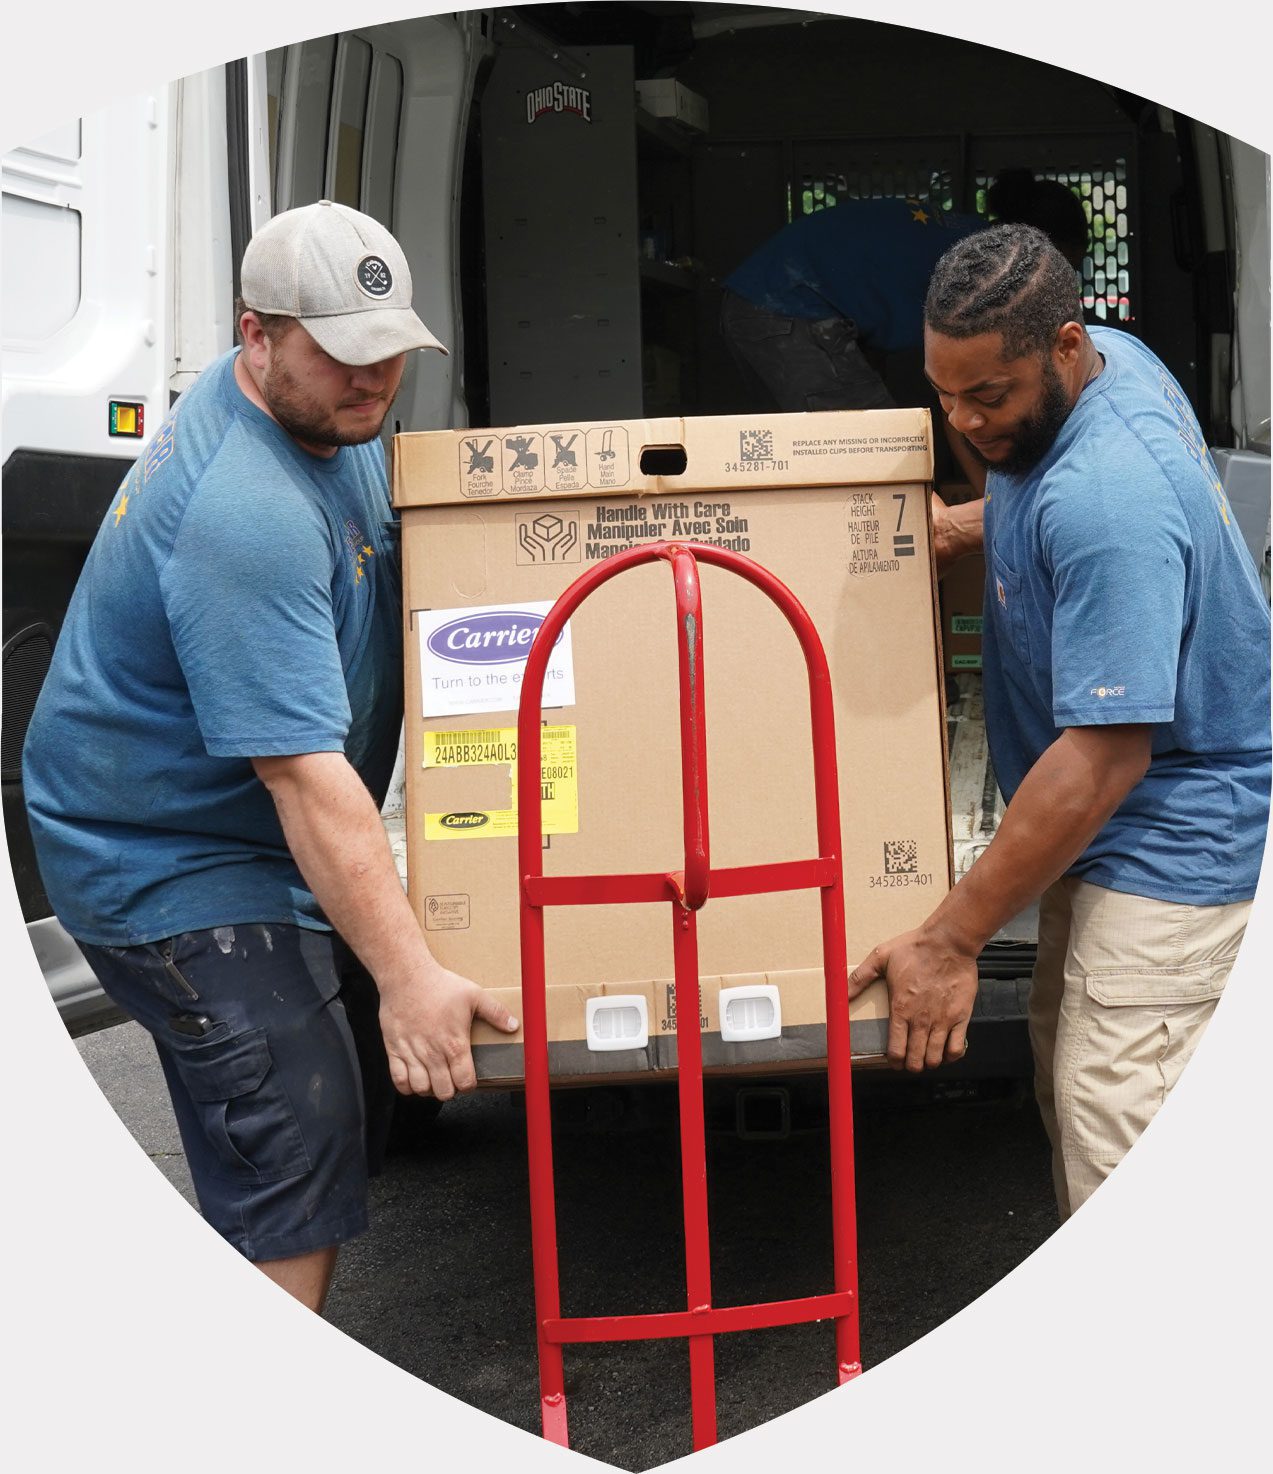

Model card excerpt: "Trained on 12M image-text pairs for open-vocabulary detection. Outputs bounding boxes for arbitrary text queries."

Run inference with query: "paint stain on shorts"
[212,926,236,955]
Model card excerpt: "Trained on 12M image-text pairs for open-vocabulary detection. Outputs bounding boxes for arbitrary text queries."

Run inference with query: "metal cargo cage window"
[976,159,1135,323]
[783,132,1138,325]
[789,137,960,220]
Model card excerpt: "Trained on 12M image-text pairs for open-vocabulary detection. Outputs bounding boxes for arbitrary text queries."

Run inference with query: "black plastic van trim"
[2,449,131,542]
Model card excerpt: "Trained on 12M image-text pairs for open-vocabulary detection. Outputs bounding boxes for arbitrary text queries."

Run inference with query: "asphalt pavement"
[78,1022,1058,1470]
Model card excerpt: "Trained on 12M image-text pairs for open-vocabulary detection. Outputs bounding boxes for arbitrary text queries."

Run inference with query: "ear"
[239,309,270,365]
[1053,319,1086,367]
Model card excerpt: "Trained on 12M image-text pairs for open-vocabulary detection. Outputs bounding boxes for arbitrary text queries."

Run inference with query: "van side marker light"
[109,400,145,437]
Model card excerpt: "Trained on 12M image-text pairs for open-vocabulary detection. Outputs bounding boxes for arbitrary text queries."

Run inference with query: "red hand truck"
[516,540,861,1453]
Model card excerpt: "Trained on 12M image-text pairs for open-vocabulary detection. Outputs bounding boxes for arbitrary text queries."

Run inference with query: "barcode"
[740,428,775,461]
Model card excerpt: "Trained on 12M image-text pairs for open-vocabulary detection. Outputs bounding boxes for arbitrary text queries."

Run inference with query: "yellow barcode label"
[423,725,578,840]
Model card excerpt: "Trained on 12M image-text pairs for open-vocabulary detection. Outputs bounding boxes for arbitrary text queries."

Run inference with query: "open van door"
[262,13,490,439]
[3,94,174,1031]
[3,15,485,1032]
[1213,134,1270,594]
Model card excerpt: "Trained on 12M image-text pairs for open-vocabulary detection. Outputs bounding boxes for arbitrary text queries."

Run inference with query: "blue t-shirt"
[724,197,981,352]
[23,349,404,945]
[981,326,1271,905]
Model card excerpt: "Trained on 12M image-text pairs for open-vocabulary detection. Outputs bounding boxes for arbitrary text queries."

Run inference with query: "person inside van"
[718,169,1089,483]
[848,222,1270,1219]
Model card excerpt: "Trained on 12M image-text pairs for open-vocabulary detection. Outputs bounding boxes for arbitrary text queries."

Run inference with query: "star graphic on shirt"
[362,544,374,558]
[911,207,930,225]
[113,493,129,526]
[355,564,364,584]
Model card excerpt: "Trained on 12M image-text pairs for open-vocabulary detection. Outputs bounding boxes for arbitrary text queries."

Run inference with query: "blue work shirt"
[724,197,982,352]
[23,349,404,945]
[981,326,1271,904]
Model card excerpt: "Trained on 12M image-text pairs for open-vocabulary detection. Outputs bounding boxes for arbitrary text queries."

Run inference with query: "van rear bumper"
[25,915,124,1037]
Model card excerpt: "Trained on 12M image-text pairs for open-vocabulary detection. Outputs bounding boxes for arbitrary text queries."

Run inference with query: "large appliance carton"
[392,410,953,1084]
[937,483,986,675]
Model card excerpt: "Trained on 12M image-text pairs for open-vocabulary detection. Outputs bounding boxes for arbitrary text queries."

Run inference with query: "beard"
[970,359,1071,477]
[262,355,397,448]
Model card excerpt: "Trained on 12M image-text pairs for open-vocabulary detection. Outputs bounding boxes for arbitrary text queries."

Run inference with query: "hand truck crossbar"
[523,856,840,908]
[543,1288,859,1346]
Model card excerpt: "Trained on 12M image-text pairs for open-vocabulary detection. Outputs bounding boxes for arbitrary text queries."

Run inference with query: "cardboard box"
[937,483,985,675]
[941,553,986,673]
[636,78,709,133]
[393,410,953,1084]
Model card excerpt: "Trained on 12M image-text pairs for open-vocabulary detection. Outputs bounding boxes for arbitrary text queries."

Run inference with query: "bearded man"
[23,201,517,1308]
[849,223,1270,1217]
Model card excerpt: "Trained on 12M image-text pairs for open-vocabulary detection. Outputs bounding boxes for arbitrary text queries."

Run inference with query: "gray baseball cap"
[240,200,449,365]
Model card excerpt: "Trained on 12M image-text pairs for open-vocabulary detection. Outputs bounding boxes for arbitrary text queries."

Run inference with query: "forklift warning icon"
[516,512,581,565]
[464,438,495,474]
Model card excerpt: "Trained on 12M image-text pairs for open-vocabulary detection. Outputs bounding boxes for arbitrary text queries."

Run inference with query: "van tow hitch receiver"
[516,540,862,1453]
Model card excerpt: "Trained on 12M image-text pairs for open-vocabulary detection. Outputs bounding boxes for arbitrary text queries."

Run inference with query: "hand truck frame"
[516,540,861,1452]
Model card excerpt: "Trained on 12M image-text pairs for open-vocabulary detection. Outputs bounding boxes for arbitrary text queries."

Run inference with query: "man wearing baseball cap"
[23,202,517,1312]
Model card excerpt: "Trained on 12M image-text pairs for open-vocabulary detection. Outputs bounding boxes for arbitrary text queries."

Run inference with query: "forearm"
[923,726,1151,955]
[255,752,438,996]
[932,495,984,576]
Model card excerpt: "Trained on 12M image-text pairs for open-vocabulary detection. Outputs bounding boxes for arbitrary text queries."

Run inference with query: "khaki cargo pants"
[1030,877,1250,1219]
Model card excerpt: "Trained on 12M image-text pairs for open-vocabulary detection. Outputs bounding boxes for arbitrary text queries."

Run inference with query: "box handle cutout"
[639,445,688,476]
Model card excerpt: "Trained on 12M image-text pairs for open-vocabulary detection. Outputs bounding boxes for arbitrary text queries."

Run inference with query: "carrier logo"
[526,81,593,124]
[438,812,490,831]
[426,611,563,665]
[356,255,393,298]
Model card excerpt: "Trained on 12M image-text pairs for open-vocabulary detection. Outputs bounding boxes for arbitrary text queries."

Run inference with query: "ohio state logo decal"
[526,81,593,124]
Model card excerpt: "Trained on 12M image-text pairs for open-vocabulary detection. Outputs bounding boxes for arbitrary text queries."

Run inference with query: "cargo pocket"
[1084,964,1229,1009]
[1083,962,1229,1101]
[167,1027,311,1184]
[724,309,796,345]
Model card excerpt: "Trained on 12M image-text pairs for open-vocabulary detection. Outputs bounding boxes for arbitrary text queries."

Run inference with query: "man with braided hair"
[718,170,1088,482]
[848,223,1270,1217]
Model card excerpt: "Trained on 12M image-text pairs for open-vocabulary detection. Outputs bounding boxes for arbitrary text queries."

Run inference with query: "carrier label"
[422,725,578,841]
[416,601,575,718]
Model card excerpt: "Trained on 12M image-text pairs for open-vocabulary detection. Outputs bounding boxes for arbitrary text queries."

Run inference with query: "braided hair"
[924,224,1084,361]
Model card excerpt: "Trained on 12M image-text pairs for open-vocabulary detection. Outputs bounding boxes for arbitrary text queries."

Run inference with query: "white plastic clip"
[585,994,649,1052]
[719,985,782,1043]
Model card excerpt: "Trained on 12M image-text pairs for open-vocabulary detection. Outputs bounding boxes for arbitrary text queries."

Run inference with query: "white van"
[4,5,1269,1049]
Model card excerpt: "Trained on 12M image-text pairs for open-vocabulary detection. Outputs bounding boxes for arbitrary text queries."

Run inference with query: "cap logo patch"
[356,255,393,299]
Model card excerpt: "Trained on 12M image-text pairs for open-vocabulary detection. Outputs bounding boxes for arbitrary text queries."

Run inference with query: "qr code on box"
[884,839,918,875]
[740,429,774,461]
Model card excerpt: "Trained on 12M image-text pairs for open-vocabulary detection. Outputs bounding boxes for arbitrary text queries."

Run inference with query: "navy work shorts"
[78,925,396,1262]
